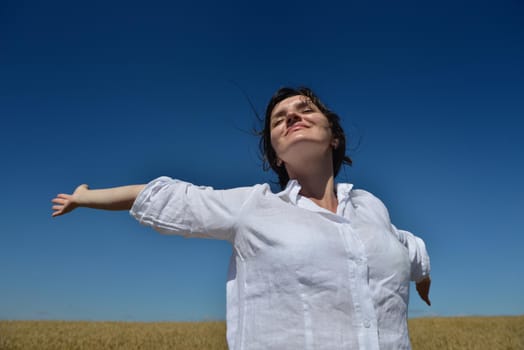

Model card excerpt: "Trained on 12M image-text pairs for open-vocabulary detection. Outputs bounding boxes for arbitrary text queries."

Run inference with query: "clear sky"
[1,0,523,322]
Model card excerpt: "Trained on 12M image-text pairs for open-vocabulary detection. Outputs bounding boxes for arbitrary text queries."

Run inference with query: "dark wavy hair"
[260,87,352,189]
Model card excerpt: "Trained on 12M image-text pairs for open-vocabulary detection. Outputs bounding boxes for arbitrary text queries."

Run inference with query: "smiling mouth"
[286,124,308,135]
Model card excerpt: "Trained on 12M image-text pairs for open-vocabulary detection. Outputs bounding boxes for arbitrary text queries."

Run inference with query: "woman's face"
[269,95,336,166]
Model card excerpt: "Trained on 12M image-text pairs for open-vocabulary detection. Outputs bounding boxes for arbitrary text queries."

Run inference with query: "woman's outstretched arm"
[51,184,146,217]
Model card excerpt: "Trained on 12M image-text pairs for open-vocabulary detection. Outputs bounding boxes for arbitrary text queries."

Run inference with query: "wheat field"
[0,316,522,349]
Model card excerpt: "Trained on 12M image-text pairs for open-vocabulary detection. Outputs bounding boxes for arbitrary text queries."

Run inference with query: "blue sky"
[1,0,523,321]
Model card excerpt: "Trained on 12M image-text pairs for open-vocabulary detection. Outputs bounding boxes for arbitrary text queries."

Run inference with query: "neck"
[285,158,338,214]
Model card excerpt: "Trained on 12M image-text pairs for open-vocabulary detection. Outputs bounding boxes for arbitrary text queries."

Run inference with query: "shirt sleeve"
[391,225,431,282]
[351,189,431,282]
[130,176,253,242]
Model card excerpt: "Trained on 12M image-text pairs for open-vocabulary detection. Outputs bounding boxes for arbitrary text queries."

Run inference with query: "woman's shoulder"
[348,187,391,222]
[350,188,380,201]
[348,187,381,203]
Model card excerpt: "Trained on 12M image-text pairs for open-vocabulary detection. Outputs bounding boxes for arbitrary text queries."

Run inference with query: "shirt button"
[363,320,371,328]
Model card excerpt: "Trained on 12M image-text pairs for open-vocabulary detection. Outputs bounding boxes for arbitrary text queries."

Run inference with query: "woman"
[52,87,431,350]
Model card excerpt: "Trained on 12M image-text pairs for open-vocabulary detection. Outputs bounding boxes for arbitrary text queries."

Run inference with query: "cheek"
[269,130,281,150]
[319,119,334,139]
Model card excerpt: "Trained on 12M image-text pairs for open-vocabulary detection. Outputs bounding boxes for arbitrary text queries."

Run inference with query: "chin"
[279,141,332,162]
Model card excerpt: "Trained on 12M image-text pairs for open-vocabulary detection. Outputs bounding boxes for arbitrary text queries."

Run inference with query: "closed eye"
[272,118,284,128]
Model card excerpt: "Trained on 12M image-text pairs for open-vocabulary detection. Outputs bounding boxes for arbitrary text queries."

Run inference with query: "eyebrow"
[271,100,312,119]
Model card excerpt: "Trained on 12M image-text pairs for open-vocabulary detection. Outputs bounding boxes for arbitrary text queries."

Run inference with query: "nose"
[286,112,301,127]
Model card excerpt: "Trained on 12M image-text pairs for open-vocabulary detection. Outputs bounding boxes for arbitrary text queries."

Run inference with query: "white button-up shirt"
[130,177,430,350]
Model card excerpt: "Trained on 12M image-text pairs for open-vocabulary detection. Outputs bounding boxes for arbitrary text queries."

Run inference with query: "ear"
[331,138,339,150]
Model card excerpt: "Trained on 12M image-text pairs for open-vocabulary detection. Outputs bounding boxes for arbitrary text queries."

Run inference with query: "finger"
[51,198,67,204]
[418,290,430,305]
[57,193,71,199]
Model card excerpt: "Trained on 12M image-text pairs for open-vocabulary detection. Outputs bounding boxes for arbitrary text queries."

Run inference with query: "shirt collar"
[276,179,354,207]
[336,182,354,205]
[276,179,302,205]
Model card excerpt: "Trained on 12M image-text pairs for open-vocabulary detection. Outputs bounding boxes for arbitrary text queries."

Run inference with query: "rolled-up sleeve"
[391,226,431,282]
[130,176,253,242]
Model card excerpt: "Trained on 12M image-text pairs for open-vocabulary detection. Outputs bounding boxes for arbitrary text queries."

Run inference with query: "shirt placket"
[338,218,380,349]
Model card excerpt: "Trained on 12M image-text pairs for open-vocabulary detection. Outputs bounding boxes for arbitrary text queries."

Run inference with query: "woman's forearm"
[52,184,146,217]
[77,185,146,210]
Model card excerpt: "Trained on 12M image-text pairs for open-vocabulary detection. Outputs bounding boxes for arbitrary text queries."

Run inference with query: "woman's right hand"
[51,184,89,217]
[415,276,431,306]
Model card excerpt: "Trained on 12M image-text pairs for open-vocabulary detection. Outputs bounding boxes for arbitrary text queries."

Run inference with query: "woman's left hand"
[416,276,431,306]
